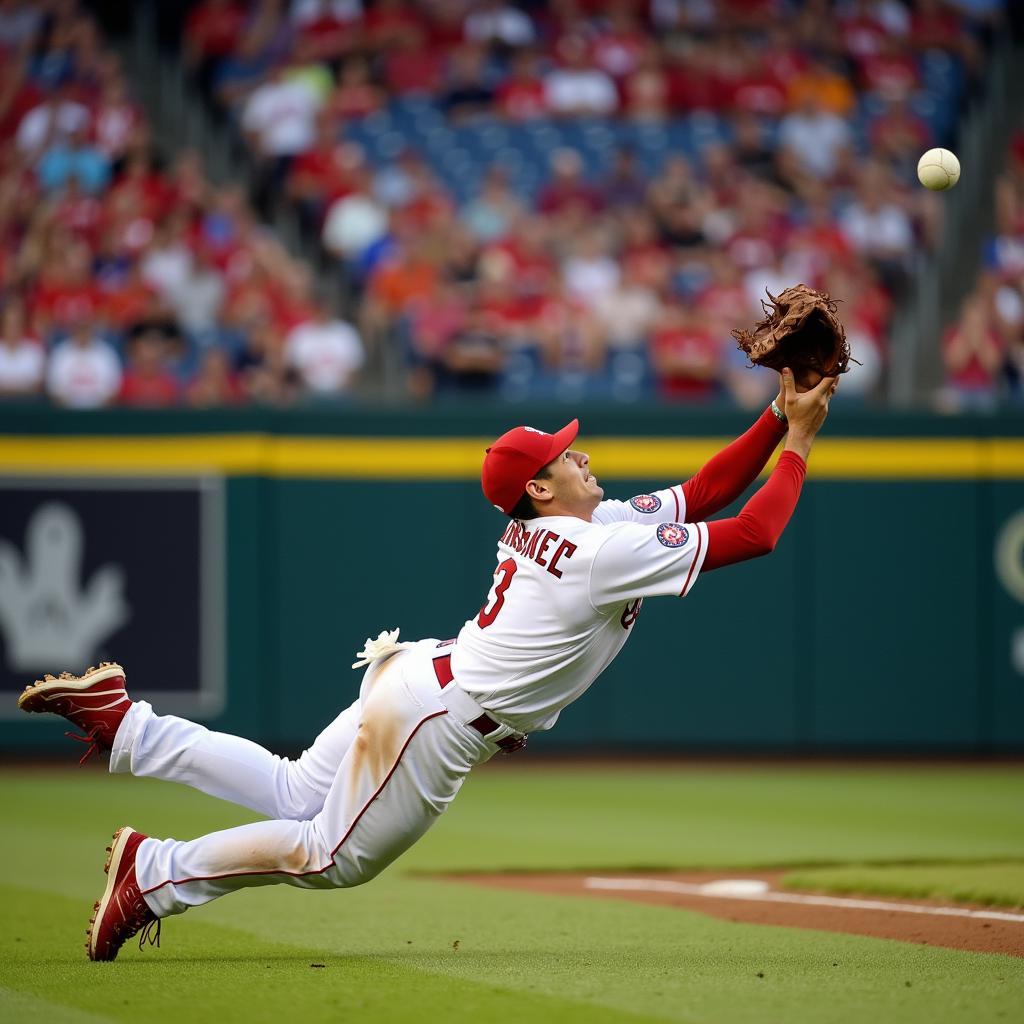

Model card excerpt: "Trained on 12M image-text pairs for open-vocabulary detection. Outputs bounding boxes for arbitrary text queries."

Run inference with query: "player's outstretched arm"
[703,370,835,570]
[680,375,789,522]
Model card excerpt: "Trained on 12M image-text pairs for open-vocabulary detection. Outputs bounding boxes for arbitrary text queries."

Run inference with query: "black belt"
[432,649,527,754]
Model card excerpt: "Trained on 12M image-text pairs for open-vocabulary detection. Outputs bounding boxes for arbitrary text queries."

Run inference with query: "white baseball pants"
[108,640,497,918]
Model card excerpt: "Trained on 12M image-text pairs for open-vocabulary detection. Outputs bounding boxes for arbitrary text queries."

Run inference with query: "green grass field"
[1,763,1022,1024]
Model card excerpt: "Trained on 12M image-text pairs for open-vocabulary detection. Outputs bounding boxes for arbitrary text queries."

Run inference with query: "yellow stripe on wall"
[0,435,1023,479]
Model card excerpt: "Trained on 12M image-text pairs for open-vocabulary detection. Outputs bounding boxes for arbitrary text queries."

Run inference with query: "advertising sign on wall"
[0,478,224,719]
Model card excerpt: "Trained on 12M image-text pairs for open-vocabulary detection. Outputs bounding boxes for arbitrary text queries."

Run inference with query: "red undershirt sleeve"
[681,406,788,522]
[703,450,807,570]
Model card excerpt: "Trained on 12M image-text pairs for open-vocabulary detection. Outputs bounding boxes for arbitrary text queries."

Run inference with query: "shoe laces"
[138,918,161,951]
[65,727,103,765]
[112,900,161,951]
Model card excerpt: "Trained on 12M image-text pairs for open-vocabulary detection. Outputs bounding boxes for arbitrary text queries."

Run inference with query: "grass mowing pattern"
[412,763,1024,872]
[1,765,1022,1024]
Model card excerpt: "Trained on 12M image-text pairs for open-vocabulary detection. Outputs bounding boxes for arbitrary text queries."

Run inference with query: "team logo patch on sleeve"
[630,494,662,513]
[657,523,689,548]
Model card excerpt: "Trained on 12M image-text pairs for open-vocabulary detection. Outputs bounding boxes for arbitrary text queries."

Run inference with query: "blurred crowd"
[940,132,1024,411]
[189,0,1005,405]
[0,0,364,408]
[0,0,1015,409]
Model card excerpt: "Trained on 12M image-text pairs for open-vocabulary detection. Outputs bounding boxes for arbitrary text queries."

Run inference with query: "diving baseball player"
[19,368,835,961]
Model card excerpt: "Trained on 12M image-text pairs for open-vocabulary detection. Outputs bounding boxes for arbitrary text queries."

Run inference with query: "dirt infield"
[450,871,1024,957]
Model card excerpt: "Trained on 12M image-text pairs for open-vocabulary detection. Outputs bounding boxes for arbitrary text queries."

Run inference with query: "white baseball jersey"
[452,485,708,732]
[101,486,712,923]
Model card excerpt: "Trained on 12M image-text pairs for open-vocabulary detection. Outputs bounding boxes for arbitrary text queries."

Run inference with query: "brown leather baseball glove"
[733,284,853,389]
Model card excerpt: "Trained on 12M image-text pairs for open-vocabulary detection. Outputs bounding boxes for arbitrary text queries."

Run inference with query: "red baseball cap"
[481,419,580,514]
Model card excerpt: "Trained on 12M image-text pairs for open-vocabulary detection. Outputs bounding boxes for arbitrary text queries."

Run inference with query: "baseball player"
[19,368,835,961]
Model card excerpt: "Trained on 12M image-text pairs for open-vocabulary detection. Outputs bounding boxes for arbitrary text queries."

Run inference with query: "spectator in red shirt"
[824,262,892,345]
[538,148,604,219]
[722,0,787,26]
[108,148,171,221]
[423,0,466,56]
[910,0,967,52]
[187,346,243,406]
[858,34,922,100]
[0,53,42,138]
[496,50,548,121]
[50,176,103,248]
[697,252,754,338]
[530,279,604,374]
[783,185,854,284]
[325,57,385,120]
[288,120,364,231]
[31,241,104,336]
[101,262,164,332]
[184,0,247,76]
[485,214,557,300]
[164,149,212,216]
[652,300,723,400]
[363,0,424,52]
[288,111,340,194]
[619,207,670,291]
[869,94,933,181]
[381,26,444,96]
[118,326,180,407]
[622,43,670,121]
[404,278,468,396]
[942,291,1004,410]
[727,44,788,117]
[667,43,730,113]
[759,23,810,89]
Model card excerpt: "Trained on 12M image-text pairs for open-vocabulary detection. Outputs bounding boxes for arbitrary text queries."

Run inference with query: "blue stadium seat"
[500,345,545,401]
[362,110,394,136]
[601,347,654,402]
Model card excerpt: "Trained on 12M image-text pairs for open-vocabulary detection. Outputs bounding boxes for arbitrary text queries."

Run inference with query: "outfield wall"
[1,405,1022,753]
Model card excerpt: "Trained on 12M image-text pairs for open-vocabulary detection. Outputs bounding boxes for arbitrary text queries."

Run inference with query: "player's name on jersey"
[500,520,578,579]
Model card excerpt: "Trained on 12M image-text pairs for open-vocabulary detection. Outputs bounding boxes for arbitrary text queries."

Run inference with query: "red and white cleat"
[86,826,161,962]
[17,662,131,763]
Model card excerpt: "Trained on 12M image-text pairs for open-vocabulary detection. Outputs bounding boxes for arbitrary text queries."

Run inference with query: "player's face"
[544,447,604,515]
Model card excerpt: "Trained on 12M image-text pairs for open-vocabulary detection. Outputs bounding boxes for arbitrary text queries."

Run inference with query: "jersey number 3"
[477,558,517,628]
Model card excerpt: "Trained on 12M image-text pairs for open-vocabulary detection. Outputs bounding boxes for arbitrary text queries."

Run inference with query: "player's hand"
[782,368,837,459]
[777,369,825,410]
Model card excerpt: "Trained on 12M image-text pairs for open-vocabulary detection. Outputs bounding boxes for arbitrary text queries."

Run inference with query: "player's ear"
[524,477,554,504]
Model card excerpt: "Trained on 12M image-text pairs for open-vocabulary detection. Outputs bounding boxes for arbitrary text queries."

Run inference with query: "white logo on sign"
[0,503,130,670]
[995,510,1024,604]
[995,510,1024,677]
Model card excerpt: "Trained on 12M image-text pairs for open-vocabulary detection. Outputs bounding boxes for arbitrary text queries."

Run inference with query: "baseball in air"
[917,148,961,191]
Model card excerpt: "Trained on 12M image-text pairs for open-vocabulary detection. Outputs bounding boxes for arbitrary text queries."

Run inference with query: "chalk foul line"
[583,877,1024,924]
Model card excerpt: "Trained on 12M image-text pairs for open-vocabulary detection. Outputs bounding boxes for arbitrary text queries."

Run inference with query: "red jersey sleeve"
[682,406,788,521]
[703,450,807,570]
